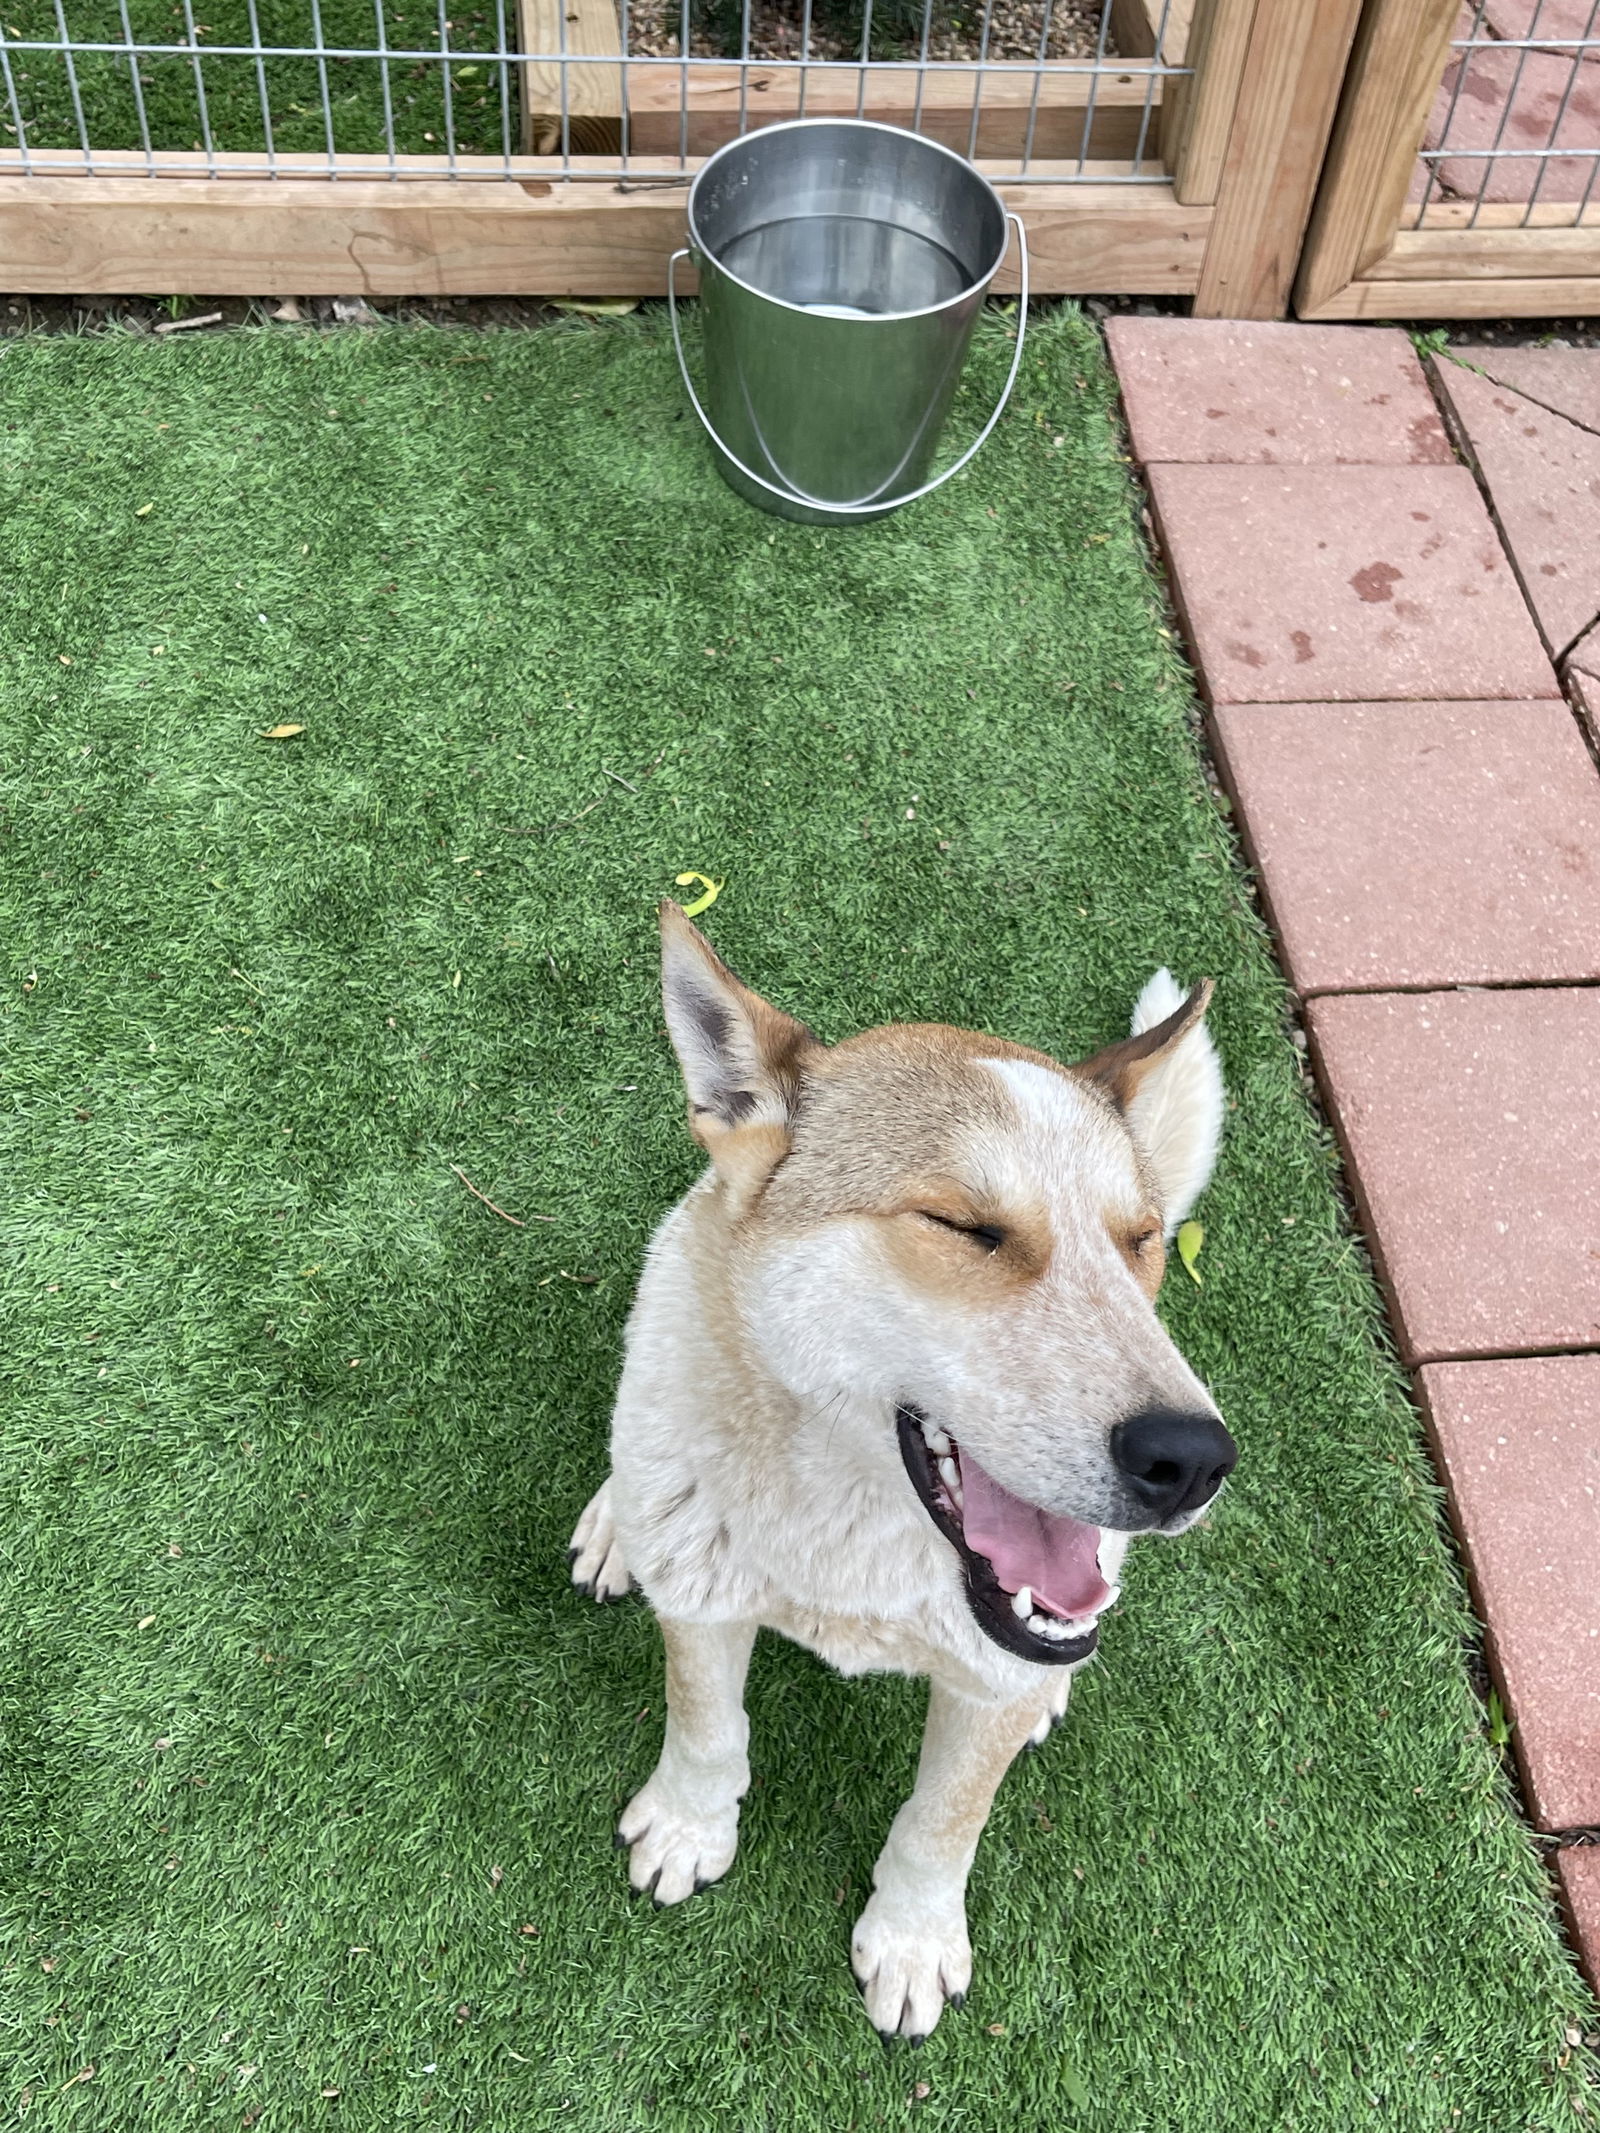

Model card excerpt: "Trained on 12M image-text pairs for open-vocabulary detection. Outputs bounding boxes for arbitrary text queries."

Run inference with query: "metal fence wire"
[1412,0,1600,227]
[0,0,1191,180]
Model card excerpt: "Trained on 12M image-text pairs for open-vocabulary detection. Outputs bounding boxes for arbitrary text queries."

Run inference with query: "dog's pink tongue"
[957,1447,1110,1619]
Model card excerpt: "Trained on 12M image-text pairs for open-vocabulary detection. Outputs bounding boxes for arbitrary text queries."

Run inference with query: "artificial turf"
[0,308,1594,2131]
[0,0,910,164]
[2,0,512,164]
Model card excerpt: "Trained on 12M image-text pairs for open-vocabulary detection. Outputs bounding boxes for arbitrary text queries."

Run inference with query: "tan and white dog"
[569,903,1236,2041]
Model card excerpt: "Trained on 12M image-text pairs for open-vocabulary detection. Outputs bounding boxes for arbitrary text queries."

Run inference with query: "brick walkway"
[1107,317,1600,1994]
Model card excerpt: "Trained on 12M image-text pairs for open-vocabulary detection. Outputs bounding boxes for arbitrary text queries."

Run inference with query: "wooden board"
[518,0,624,156]
[1191,0,1364,317]
[1412,199,1600,232]
[1300,273,1600,319]
[1381,226,1600,278]
[620,63,1171,161]
[1293,0,1459,318]
[1164,0,1254,206]
[0,168,1210,296]
[1109,0,1193,62]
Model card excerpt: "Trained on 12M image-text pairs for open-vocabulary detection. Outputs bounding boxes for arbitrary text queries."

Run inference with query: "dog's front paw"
[617,1780,739,1906]
[850,1892,972,2043]
[569,1479,633,1601]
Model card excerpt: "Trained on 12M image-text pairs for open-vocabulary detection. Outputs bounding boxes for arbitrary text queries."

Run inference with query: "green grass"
[0,309,1594,2132]
[0,0,930,162]
[2,0,509,163]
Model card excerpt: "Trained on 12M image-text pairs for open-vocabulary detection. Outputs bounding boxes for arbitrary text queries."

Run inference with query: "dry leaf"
[259,723,305,739]
[674,870,723,919]
[547,297,639,317]
[1176,1220,1204,1287]
[135,503,154,518]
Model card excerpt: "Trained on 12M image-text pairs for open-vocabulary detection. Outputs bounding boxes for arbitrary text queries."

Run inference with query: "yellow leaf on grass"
[135,503,154,518]
[1176,1220,1204,1286]
[547,297,639,317]
[259,723,305,739]
[674,871,723,919]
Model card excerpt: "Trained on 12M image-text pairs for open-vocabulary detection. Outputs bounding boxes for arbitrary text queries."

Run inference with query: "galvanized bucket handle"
[667,210,1029,519]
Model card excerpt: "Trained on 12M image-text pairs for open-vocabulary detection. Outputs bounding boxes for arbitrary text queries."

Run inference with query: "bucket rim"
[685,118,1011,325]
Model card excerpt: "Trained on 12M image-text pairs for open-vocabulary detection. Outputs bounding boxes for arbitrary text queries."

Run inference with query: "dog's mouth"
[895,1405,1116,1667]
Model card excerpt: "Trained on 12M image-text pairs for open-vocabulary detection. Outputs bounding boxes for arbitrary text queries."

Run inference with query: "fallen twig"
[154,310,224,335]
[449,1164,554,1227]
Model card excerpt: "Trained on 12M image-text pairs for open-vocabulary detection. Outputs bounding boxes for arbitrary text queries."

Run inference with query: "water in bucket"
[716,214,972,320]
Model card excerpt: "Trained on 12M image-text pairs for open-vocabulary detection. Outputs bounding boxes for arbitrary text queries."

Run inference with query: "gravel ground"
[620,0,1117,65]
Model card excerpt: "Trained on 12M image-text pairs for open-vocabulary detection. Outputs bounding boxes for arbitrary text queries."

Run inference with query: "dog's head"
[659,902,1235,1668]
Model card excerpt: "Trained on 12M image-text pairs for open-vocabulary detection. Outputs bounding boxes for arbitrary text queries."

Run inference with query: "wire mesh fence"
[0,0,1191,180]
[1411,0,1600,226]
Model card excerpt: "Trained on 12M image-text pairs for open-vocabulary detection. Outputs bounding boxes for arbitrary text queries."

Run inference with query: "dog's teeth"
[939,1456,960,1495]
[925,1427,952,1457]
[1011,1585,1033,1620]
[1035,1615,1072,1641]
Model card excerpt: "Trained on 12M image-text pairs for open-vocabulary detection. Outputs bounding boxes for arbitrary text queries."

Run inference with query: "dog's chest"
[756,1596,997,1693]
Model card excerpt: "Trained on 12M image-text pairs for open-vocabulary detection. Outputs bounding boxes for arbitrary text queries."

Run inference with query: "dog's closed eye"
[919,1211,1006,1254]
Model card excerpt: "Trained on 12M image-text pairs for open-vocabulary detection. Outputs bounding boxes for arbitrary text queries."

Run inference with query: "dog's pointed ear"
[1074,973,1223,1236]
[659,901,821,1204]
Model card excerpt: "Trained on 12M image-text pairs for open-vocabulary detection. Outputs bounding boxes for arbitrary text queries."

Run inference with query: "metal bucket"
[668,120,1028,525]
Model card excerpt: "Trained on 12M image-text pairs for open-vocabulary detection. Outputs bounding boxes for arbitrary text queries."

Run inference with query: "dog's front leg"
[617,1616,758,1905]
[852,1680,1049,2042]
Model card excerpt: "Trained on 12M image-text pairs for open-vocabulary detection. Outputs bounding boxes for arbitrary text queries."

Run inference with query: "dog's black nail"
[613,1828,630,1850]
[906,2032,926,2050]
[947,1992,965,2011]
[692,1875,712,1895]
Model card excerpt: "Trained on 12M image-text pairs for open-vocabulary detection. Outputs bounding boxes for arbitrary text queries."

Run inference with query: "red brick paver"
[1209,700,1600,991]
[1107,319,1451,466]
[1416,1358,1600,1833]
[1108,319,1600,1930]
[1570,643,1600,747]
[1306,988,1600,1363]
[1426,47,1600,203]
[1146,464,1558,704]
[1460,343,1600,437]
[1556,1848,1600,1995]
[1484,0,1600,58]
[1432,358,1600,655]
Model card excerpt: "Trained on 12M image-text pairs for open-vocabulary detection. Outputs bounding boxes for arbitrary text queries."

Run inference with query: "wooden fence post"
[1294,0,1460,318]
[1191,0,1365,319]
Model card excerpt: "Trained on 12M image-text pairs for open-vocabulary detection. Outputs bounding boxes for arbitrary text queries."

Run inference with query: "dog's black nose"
[1110,1408,1237,1523]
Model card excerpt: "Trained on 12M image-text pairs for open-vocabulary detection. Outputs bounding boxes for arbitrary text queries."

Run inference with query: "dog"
[569,902,1235,2041]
